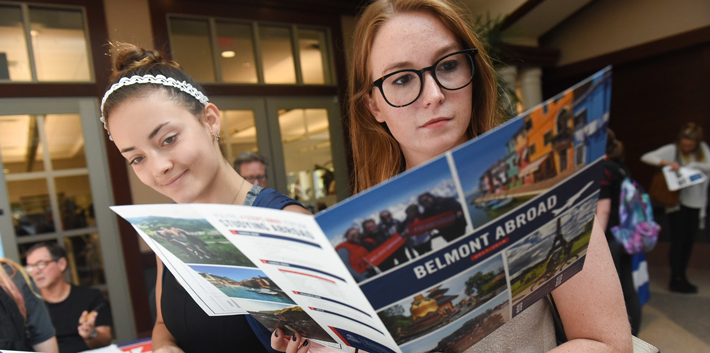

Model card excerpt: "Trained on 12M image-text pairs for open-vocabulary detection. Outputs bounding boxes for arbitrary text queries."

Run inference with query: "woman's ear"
[365,94,385,123]
[203,103,222,135]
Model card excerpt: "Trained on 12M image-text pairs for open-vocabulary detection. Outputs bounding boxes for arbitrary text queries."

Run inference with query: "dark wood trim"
[0,84,99,98]
[500,0,546,31]
[175,0,362,15]
[500,44,560,68]
[546,25,710,81]
[203,85,338,96]
[1,0,153,338]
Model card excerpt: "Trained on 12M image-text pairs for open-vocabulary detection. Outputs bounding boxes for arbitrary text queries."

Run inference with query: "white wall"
[541,0,710,65]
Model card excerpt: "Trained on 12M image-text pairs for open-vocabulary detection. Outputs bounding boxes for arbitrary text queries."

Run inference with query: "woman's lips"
[163,170,187,187]
[421,117,451,128]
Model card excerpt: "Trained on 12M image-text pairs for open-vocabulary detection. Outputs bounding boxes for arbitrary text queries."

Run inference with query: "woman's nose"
[420,71,445,107]
[151,154,173,177]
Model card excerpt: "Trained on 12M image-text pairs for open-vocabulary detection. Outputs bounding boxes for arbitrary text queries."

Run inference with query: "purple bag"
[611,178,660,254]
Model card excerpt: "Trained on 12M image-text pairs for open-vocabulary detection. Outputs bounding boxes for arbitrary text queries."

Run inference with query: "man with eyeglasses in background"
[234,151,269,188]
[25,242,112,353]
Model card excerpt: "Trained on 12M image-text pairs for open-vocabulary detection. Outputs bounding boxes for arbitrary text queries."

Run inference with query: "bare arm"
[32,336,58,353]
[152,256,185,353]
[596,199,611,232]
[549,219,632,352]
[283,204,312,215]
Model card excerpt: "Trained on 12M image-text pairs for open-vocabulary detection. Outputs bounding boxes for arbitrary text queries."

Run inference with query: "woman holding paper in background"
[99,44,310,353]
[274,0,632,352]
[641,122,710,293]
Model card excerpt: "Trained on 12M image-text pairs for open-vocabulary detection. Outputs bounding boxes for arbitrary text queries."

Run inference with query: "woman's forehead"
[369,12,460,74]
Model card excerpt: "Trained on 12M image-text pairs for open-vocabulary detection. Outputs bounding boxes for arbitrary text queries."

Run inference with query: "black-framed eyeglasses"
[244,175,267,183]
[372,48,478,108]
[25,259,55,273]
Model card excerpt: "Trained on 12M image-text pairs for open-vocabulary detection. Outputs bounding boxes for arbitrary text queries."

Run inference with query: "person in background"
[1,258,58,353]
[25,243,111,353]
[641,122,710,293]
[596,129,642,334]
[234,152,269,188]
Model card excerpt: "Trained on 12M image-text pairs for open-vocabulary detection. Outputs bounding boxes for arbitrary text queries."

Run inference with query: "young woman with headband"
[100,43,310,353]
[274,0,632,352]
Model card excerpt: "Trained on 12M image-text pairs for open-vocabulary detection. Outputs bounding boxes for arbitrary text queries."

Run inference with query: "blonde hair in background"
[0,258,35,319]
[348,0,504,192]
[677,122,705,163]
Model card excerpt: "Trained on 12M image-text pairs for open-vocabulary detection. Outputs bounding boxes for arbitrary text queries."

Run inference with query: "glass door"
[212,96,349,211]
[0,97,135,343]
[266,96,348,211]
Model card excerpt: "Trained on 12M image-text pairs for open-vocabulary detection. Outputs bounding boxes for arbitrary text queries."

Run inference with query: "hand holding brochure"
[112,67,613,353]
[662,165,707,191]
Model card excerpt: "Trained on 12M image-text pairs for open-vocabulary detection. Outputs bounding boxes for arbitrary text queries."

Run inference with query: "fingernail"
[274,330,278,338]
[292,335,297,342]
[303,340,309,346]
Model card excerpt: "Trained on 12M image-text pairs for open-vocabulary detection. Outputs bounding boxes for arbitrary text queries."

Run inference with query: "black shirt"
[46,285,112,353]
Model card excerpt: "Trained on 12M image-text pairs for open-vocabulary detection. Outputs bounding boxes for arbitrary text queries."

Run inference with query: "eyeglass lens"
[381,52,474,107]
[26,260,53,272]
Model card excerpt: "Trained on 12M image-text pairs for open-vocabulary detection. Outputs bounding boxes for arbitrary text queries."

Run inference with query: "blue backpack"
[611,176,660,254]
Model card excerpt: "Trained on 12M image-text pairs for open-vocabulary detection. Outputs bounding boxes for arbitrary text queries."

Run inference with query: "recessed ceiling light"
[221,51,236,58]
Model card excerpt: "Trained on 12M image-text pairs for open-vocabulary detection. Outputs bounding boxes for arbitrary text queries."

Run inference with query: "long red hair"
[349,0,503,192]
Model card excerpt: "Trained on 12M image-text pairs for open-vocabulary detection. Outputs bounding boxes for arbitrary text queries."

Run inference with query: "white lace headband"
[99,74,209,140]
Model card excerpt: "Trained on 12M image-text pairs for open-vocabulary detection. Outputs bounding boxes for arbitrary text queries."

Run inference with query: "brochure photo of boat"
[127,214,255,267]
[246,302,337,343]
[188,264,296,305]
[505,195,597,307]
[377,254,507,346]
[317,157,471,282]
[452,69,611,232]
[398,292,510,353]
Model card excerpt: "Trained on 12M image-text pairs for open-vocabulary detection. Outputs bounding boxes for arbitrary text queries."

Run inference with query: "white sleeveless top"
[464,299,557,353]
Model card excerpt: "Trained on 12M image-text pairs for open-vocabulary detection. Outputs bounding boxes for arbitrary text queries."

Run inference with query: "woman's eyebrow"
[119,122,170,153]
[381,44,462,74]
[149,122,170,139]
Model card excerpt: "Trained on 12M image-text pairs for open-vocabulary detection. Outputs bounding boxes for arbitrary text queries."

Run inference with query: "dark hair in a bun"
[103,42,207,124]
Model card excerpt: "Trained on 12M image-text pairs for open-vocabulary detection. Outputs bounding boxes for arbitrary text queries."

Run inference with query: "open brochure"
[111,67,612,353]
[661,165,706,191]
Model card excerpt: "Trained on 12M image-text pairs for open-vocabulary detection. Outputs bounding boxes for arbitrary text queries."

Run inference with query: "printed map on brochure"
[112,67,612,353]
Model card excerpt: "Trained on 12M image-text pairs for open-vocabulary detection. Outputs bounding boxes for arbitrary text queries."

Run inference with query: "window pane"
[64,233,106,286]
[298,29,330,84]
[278,109,336,207]
[216,22,257,83]
[55,175,94,231]
[44,114,87,170]
[0,5,31,81]
[8,179,55,236]
[29,6,91,82]
[260,26,296,84]
[0,115,45,173]
[170,18,215,82]
[220,110,258,164]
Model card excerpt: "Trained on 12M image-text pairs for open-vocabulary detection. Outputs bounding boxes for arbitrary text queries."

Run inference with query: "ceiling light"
[221,51,235,58]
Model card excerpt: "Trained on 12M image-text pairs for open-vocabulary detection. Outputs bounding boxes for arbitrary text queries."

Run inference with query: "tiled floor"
[637,266,710,352]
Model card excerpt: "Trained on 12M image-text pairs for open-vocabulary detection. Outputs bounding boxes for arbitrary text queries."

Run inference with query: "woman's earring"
[212,131,220,142]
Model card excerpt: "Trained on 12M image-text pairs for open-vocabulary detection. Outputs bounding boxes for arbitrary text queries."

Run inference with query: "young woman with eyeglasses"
[273,0,632,352]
